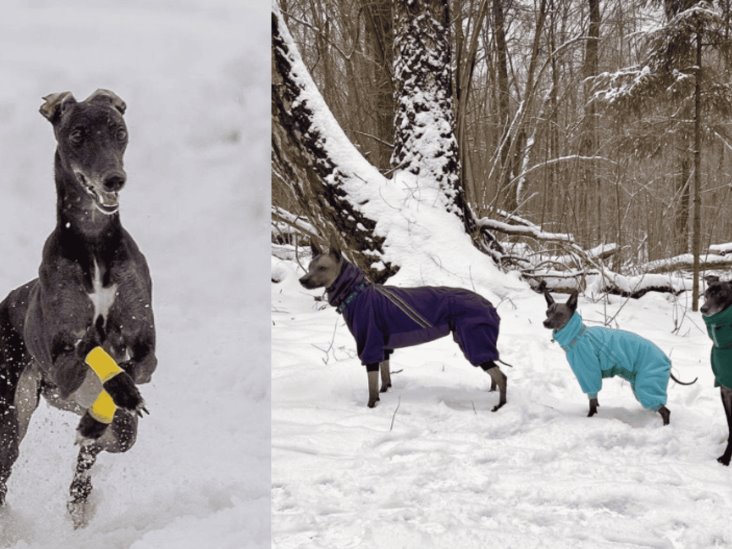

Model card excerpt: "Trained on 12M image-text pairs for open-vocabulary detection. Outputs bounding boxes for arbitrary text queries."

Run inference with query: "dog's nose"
[103,172,126,192]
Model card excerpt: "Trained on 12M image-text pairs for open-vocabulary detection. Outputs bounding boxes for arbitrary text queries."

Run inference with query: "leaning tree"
[272,0,500,282]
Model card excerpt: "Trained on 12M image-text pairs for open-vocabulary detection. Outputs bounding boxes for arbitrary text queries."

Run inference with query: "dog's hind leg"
[0,343,38,505]
[718,386,732,466]
[379,360,392,393]
[481,362,507,412]
[657,406,670,426]
[0,398,19,506]
[366,364,380,408]
[67,411,138,527]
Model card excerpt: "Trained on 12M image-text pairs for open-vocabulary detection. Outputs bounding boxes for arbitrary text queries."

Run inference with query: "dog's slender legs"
[481,362,507,412]
[657,405,670,426]
[379,360,391,393]
[67,441,102,528]
[0,402,19,506]
[719,387,732,466]
[367,367,380,408]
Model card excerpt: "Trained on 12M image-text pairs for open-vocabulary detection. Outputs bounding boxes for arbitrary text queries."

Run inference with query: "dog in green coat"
[701,276,732,466]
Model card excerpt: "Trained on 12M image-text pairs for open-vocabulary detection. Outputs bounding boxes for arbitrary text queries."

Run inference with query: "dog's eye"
[69,129,84,145]
[116,129,127,142]
[318,266,326,271]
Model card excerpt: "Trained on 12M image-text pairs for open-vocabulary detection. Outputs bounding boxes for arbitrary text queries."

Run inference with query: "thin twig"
[389,397,401,432]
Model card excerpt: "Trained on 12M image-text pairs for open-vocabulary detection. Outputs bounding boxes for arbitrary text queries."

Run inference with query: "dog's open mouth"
[75,172,119,215]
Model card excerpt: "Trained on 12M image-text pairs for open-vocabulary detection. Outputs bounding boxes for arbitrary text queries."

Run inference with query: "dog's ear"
[543,290,555,307]
[310,241,322,257]
[40,92,76,123]
[705,275,720,285]
[329,246,342,262]
[87,89,127,115]
[566,291,579,310]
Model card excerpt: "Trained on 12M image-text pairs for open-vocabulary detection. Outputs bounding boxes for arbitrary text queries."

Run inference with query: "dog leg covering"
[486,366,507,412]
[380,360,392,393]
[76,390,117,441]
[85,346,123,382]
[86,346,145,413]
[367,371,380,408]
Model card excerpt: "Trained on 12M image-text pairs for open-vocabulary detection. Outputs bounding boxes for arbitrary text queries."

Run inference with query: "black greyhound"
[0,90,156,526]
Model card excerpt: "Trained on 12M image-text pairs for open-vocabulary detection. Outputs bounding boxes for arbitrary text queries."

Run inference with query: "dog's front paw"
[103,372,146,414]
[718,453,731,466]
[367,397,379,408]
[76,412,108,442]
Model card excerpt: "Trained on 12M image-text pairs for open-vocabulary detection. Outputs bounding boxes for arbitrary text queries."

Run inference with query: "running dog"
[299,244,507,411]
[543,290,695,425]
[700,275,732,465]
[0,90,156,526]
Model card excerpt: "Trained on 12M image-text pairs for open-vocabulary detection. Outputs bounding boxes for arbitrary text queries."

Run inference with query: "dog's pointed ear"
[40,92,76,123]
[705,275,720,285]
[566,291,579,310]
[329,245,342,262]
[87,89,126,115]
[310,241,322,257]
[543,290,555,307]
[327,236,342,261]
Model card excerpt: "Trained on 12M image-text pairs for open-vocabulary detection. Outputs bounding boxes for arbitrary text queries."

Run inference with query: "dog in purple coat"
[299,244,508,411]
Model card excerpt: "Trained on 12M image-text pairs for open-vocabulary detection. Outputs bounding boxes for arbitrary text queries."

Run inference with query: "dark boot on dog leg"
[658,406,670,426]
[481,362,507,412]
[366,365,380,408]
[379,360,392,393]
[67,441,102,529]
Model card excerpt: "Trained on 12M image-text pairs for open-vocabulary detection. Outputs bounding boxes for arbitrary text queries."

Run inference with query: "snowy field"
[273,251,732,548]
[0,1,269,547]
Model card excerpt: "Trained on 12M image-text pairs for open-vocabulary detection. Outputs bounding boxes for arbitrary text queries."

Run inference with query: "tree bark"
[579,0,601,246]
[363,0,394,171]
[691,29,702,311]
[271,7,397,281]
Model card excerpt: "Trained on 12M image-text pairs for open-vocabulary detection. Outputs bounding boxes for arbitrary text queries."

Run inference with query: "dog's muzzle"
[74,170,122,215]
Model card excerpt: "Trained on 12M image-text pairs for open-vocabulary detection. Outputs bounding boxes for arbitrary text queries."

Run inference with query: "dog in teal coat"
[543,290,695,425]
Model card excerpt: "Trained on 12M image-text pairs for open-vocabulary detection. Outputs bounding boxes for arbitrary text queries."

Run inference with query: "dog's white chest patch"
[88,260,117,323]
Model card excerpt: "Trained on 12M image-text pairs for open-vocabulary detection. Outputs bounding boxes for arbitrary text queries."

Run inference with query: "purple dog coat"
[327,262,501,366]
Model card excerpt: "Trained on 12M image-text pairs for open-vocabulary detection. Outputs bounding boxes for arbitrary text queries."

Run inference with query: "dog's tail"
[496,358,514,368]
[670,372,698,386]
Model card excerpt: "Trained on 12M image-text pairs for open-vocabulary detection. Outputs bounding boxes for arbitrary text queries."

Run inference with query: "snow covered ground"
[0,1,269,547]
[273,252,732,548]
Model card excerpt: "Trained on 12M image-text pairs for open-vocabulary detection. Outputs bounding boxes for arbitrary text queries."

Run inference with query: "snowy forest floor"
[273,253,732,548]
[0,1,269,547]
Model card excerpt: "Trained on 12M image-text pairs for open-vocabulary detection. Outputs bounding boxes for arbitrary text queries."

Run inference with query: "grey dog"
[0,90,157,526]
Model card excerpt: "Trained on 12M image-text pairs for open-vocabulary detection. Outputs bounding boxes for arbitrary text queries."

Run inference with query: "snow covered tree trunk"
[389,0,502,254]
[271,6,397,281]
[391,0,467,224]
